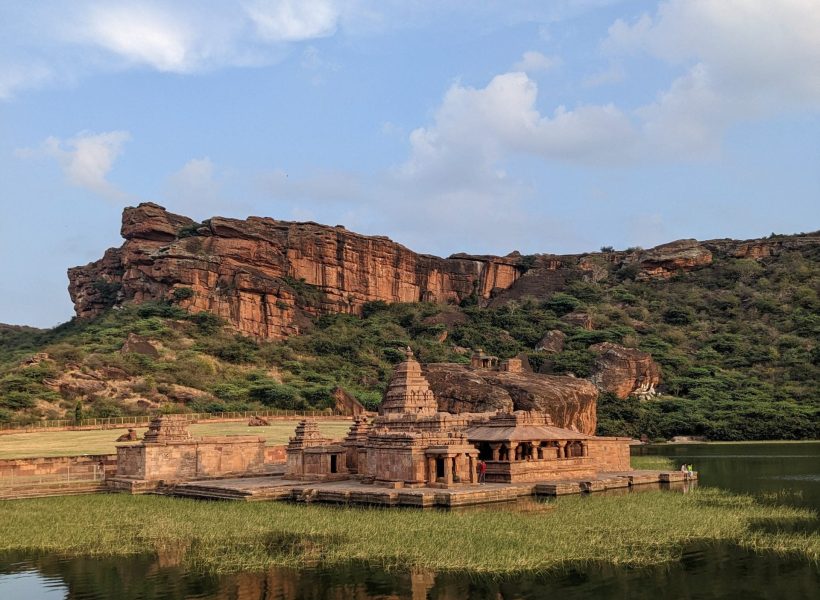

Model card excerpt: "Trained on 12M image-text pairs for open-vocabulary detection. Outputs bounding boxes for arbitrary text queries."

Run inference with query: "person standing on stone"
[478,460,487,484]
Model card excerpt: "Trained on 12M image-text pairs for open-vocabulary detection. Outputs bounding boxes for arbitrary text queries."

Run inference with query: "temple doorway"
[330,455,338,473]
[436,457,445,479]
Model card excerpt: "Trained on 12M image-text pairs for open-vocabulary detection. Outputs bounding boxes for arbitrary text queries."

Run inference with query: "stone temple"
[285,348,630,488]
[112,349,691,506]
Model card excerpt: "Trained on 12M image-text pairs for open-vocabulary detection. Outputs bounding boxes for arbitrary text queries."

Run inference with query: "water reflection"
[632,441,820,508]
[2,545,819,600]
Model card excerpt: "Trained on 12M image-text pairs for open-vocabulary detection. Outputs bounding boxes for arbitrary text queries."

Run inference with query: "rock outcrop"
[588,342,661,399]
[535,330,566,353]
[563,311,594,330]
[121,333,160,358]
[632,239,713,280]
[69,204,813,339]
[424,363,598,434]
[69,203,522,339]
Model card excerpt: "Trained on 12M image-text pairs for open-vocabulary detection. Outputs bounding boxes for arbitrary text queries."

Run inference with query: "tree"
[74,400,84,424]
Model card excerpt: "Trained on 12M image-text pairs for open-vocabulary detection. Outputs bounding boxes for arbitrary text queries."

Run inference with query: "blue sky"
[1,0,818,327]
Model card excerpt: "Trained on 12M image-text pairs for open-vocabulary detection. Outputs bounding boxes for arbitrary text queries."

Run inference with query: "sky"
[1,0,819,328]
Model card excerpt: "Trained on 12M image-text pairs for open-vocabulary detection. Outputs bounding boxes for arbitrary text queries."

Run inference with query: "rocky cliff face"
[424,363,598,435]
[588,342,661,399]
[69,203,815,339]
[69,203,521,338]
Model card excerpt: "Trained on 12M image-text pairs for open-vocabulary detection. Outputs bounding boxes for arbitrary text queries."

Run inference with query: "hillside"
[0,205,817,440]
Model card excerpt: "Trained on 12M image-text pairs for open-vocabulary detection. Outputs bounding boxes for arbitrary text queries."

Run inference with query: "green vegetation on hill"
[0,244,817,440]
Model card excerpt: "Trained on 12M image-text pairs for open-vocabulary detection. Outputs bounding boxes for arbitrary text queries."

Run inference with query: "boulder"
[248,416,270,426]
[563,311,593,330]
[121,333,160,358]
[424,363,598,434]
[20,352,53,367]
[589,342,661,399]
[535,330,566,353]
[165,384,215,404]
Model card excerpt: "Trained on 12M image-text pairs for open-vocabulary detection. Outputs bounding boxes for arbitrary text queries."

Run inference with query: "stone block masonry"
[109,415,267,492]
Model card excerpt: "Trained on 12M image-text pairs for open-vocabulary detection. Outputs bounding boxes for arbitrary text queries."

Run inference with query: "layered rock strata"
[69,203,521,338]
[69,203,814,339]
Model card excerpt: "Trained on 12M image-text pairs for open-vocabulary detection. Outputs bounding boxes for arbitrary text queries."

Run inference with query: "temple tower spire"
[379,347,439,416]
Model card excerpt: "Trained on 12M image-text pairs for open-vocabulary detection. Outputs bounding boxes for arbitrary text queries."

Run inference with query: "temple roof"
[464,411,589,442]
[379,347,439,416]
[464,424,590,442]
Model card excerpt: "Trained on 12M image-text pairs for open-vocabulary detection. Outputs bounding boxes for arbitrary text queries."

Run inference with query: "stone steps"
[143,469,700,507]
[0,481,107,500]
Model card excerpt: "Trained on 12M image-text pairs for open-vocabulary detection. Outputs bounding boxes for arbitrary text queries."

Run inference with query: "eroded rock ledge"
[69,203,814,339]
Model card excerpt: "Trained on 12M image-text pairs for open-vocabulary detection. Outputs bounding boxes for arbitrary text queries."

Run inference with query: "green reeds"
[630,455,676,470]
[0,489,816,574]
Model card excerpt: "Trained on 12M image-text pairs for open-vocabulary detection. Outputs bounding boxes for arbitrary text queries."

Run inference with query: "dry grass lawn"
[0,420,352,459]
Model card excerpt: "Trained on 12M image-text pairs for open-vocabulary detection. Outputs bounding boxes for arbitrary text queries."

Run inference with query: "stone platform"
[169,470,696,508]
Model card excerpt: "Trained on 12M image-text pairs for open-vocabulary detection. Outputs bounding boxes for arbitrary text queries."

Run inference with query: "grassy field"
[0,420,352,459]
[0,488,816,574]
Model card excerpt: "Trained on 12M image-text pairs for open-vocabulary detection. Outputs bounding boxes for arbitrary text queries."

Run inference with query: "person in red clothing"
[478,460,487,484]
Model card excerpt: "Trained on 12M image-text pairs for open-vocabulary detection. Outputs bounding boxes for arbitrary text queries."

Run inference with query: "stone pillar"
[559,441,568,459]
[427,456,436,485]
[468,455,476,483]
[510,442,519,461]
[490,443,501,462]
[444,455,453,485]
[581,441,589,457]
[534,442,542,460]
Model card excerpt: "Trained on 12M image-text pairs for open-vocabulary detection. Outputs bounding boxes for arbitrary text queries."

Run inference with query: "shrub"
[543,293,582,316]
[0,391,36,410]
[550,350,596,378]
[249,381,307,410]
[663,307,694,325]
[172,287,195,302]
[189,312,223,334]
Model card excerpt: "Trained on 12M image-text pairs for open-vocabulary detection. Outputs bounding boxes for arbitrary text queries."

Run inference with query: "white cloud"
[0,62,54,100]
[0,1,348,94]
[605,0,820,155]
[16,131,131,201]
[400,71,635,186]
[245,0,339,42]
[512,51,561,73]
[79,5,197,72]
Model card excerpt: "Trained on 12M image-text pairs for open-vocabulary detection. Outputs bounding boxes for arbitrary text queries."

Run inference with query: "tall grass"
[630,455,676,470]
[0,489,816,574]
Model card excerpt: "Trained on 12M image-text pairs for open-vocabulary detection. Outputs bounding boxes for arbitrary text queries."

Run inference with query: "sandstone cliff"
[69,203,814,339]
[69,203,521,339]
[424,363,598,435]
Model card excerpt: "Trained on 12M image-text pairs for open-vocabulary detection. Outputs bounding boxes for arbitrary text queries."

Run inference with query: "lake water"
[2,442,818,599]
